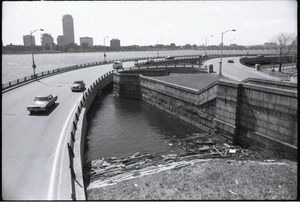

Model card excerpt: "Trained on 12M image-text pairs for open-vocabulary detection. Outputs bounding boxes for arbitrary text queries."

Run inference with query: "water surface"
[85,91,203,161]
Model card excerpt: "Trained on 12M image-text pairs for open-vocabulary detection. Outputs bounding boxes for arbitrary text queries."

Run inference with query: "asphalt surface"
[2,61,133,200]
[204,56,280,81]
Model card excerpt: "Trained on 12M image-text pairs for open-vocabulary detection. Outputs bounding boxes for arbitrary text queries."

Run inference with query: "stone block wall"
[238,82,297,158]
[113,73,141,99]
[113,73,298,159]
[140,76,218,132]
[213,80,242,142]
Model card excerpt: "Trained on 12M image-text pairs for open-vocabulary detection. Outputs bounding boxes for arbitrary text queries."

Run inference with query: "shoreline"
[87,157,297,200]
[84,133,297,200]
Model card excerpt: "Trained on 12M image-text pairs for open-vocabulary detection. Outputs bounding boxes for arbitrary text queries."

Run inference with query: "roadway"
[203,56,280,81]
[2,61,133,200]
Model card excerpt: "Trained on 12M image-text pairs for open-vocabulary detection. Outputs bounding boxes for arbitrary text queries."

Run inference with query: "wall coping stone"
[242,82,298,97]
[141,75,200,93]
[242,77,298,89]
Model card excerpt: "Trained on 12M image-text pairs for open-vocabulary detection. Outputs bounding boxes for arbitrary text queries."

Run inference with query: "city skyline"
[2,1,297,46]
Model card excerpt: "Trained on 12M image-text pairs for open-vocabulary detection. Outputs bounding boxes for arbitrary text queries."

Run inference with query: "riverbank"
[87,156,297,200]
[86,131,297,200]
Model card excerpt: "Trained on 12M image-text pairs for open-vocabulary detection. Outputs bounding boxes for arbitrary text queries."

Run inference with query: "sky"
[2,0,297,46]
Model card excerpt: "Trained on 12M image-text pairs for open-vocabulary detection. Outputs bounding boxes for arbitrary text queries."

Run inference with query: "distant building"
[110,39,121,50]
[62,14,75,45]
[230,43,238,47]
[57,35,65,47]
[170,43,176,48]
[80,37,93,47]
[264,42,277,48]
[41,33,55,50]
[23,35,35,46]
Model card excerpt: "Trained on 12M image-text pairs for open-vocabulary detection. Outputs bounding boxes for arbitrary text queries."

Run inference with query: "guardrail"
[66,71,113,200]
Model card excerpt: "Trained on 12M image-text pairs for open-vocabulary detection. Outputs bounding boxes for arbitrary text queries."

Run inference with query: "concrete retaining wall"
[72,73,113,200]
[237,82,297,158]
[213,80,242,142]
[113,73,297,159]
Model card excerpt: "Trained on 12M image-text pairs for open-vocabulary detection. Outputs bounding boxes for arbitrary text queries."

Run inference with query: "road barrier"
[66,71,113,200]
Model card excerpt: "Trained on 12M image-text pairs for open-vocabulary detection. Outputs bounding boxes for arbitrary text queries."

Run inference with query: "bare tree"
[273,33,297,72]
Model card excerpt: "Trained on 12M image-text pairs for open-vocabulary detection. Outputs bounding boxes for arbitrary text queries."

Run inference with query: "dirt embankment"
[87,158,297,200]
[86,133,297,200]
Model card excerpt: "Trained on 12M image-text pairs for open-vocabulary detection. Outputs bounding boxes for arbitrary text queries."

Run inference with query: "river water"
[85,90,202,161]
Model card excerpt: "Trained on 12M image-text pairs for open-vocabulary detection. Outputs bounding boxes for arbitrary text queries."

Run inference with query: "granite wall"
[113,73,298,159]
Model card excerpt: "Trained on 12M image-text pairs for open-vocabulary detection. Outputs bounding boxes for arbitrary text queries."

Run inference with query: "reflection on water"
[85,91,204,161]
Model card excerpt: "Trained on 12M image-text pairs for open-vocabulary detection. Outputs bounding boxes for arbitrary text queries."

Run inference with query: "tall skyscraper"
[62,14,75,45]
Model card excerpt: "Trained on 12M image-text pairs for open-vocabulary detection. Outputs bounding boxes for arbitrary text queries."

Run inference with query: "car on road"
[71,80,85,92]
[113,61,123,69]
[27,94,58,114]
[145,59,155,65]
[228,59,234,63]
[166,56,175,60]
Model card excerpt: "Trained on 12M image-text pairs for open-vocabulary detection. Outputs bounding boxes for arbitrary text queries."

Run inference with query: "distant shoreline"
[2,48,278,55]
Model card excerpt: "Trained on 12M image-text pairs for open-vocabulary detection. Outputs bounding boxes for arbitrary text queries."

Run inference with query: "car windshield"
[74,81,82,84]
[34,97,49,101]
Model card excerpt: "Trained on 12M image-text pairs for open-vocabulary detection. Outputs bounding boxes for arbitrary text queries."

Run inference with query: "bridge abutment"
[113,72,297,160]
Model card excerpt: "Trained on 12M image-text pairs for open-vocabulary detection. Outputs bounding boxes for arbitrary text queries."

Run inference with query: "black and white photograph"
[2,0,297,200]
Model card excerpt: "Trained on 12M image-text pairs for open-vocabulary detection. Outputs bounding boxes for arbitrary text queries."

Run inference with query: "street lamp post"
[219,29,236,76]
[104,36,109,63]
[30,28,44,78]
[205,35,213,56]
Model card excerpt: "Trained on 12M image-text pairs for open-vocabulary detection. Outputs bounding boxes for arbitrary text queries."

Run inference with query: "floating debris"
[86,132,268,186]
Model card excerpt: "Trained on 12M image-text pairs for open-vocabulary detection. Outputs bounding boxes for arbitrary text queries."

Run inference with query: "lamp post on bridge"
[205,35,213,56]
[30,28,44,78]
[219,29,236,76]
[104,36,109,63]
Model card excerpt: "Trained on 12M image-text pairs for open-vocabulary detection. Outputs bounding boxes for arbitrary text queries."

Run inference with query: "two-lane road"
[204,56,280,81]
[2,61,134,200]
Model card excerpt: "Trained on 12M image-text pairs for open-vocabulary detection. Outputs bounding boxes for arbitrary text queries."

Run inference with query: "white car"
[27,94,58,114]
[113,61,123,69]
